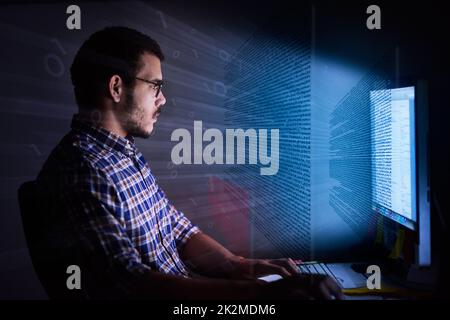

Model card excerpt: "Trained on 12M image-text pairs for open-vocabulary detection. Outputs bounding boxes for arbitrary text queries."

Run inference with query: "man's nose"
[157,91,166,107]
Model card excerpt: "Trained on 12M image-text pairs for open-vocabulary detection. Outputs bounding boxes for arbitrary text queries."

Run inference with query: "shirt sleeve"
[167,202,201,250]
[60,161,151,296]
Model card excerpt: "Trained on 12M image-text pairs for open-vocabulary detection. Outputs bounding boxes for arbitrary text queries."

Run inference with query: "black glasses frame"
[135,77,164,97]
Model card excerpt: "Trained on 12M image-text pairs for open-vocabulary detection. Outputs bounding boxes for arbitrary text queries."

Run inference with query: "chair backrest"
[18,181,86,299]
[18,181,42,250]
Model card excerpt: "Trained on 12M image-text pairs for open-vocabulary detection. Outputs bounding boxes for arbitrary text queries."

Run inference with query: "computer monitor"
[370,81,430,267]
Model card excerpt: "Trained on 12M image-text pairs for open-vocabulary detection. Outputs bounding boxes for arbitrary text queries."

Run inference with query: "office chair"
[18,181,86,299]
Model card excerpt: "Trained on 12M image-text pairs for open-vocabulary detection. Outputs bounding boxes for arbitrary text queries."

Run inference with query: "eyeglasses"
[135,77,164,97]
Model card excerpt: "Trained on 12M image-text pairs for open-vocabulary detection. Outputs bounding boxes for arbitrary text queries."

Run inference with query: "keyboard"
[297,262,368,289]
[298,262,340,282]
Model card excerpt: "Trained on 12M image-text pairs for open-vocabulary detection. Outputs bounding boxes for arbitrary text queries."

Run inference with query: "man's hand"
[228,257,344,300]
[180,232,303,280]
[229,256,302,280]
[179,233,343,299]
[258,273,345,300]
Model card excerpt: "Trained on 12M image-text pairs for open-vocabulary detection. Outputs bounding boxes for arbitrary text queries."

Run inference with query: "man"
[36,26,343,300]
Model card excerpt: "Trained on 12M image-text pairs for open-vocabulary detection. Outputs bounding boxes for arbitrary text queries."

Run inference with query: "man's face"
[119,52,166,138]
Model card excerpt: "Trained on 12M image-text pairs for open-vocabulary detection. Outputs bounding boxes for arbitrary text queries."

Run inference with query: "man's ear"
[108,75,123,103]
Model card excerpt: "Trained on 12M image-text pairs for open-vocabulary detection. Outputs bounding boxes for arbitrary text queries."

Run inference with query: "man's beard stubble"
[121,89,152,139]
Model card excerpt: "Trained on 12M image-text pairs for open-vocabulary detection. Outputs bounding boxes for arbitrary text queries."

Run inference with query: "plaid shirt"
[37,114,200,297]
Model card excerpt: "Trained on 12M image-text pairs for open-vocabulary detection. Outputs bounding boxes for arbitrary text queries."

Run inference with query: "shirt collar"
[70,113,137,157]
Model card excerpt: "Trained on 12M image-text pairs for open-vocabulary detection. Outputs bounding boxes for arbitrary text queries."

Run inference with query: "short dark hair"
[70,26,164,109]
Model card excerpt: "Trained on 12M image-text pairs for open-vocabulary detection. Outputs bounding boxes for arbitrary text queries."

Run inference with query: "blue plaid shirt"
[37,114,200,296]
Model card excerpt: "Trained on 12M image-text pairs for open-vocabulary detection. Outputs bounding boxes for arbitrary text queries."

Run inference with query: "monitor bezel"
[371,78,430,267]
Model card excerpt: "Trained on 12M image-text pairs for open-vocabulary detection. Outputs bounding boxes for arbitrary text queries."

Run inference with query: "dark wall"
[0,0,448,299]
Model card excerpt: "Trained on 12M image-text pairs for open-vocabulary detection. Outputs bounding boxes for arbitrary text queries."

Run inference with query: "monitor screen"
[370,86,416,230]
